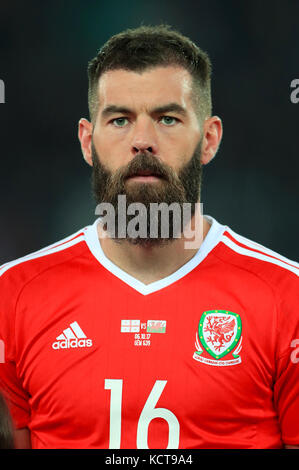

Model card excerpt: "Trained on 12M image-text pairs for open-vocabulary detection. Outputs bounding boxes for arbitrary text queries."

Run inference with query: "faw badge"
[193,310,243,366]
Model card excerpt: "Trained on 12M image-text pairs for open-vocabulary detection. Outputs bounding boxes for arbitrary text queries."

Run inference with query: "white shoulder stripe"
[226,227,299,268]
[0,232,86,278]
[221,235,299,276]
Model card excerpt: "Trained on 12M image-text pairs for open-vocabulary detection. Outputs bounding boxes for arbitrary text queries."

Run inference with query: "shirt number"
[104,379,180,449]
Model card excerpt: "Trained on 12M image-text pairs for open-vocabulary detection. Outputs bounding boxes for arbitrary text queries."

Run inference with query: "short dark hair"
[87,24,212,123]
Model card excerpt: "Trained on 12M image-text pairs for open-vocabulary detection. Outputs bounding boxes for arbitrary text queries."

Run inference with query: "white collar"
[84,215,226,295]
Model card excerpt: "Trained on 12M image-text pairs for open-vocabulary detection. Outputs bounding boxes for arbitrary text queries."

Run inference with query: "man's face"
[90,66,203,245]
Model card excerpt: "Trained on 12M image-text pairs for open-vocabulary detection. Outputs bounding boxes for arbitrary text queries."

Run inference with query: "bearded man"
[0,24,298,449]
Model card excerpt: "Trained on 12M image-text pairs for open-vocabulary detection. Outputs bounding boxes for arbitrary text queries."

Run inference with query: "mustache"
[114,152,175,182]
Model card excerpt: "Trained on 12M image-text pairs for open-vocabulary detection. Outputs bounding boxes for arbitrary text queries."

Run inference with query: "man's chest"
[16,276,279,448]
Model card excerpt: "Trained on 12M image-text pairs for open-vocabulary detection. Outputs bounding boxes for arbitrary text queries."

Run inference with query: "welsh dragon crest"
[196,310,242,360]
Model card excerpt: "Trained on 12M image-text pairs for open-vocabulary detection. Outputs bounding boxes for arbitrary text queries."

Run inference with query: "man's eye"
[112,117,129,127]
[160,116,178,126]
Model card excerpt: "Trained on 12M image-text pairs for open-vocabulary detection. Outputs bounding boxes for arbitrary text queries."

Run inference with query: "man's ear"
[200,116,223,165]
[78,118,93,166]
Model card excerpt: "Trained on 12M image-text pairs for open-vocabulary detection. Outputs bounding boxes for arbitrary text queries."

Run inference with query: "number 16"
[104,379,180,449]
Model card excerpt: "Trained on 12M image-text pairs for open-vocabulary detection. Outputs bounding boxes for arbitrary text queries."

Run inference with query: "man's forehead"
[97,66,194,109]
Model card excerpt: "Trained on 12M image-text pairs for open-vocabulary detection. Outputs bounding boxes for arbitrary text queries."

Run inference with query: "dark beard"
[91,141,202,246]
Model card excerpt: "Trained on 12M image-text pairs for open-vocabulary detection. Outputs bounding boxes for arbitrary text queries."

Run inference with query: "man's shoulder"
[0,226,89,288]
[213,221,299,288]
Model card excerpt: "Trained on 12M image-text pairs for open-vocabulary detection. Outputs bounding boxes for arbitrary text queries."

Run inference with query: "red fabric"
[0,224,298,448]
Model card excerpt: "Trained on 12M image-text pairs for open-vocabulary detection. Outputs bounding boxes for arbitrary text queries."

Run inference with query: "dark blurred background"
[0,0,298,264]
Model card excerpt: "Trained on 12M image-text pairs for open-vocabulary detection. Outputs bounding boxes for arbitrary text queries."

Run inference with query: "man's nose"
[130,119,158,156]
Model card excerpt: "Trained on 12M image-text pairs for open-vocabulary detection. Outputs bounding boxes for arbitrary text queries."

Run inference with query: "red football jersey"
[0,216,298,449]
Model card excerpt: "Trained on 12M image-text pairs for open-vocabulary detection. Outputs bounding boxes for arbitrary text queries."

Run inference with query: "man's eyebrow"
[151,103,188,117]
[100,103,188,119]
[101,105,132,119]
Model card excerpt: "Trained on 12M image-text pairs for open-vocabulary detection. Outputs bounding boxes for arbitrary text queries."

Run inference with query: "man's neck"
[97,215,211,285]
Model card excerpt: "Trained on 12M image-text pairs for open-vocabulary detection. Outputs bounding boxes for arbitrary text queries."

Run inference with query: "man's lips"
[126,170,163,181]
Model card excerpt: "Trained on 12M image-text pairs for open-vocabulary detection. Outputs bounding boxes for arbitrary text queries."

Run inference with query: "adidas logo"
[52,321,93,350]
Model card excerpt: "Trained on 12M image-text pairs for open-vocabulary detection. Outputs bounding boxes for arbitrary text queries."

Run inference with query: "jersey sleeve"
[0,267,31,429]
[273,271,299,446]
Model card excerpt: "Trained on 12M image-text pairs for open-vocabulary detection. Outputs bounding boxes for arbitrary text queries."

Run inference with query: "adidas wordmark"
[52,321,93,350]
